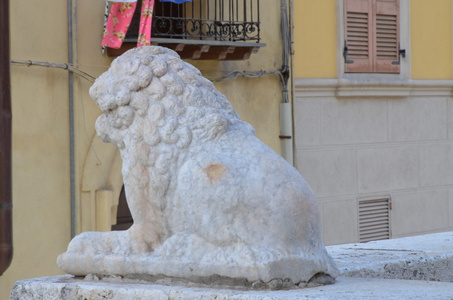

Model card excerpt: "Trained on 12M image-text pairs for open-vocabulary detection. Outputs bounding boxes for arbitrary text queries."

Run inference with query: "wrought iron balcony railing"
[108,0,265,60]
[151,0,261,43]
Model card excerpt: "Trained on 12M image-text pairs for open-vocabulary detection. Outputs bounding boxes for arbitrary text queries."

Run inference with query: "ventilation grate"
[358,198,391,242]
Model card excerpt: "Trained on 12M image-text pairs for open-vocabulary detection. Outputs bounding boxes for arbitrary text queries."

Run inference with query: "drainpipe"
[68,0,76,238]
[288,0,296,165]
[0,0,13,276]
[279,0,294,166]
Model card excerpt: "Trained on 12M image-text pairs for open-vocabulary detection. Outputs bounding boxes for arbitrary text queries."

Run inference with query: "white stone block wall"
[294,79,453,245]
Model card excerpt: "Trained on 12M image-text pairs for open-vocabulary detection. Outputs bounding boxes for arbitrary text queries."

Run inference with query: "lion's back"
[167,129,322,250]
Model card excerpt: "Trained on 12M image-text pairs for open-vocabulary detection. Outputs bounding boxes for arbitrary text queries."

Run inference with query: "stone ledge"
[294,78,453,98]
[328,232,453,282]
[10,275,453,300]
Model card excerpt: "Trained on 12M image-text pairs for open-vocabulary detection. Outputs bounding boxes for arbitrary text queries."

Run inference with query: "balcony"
[107,0,265,60]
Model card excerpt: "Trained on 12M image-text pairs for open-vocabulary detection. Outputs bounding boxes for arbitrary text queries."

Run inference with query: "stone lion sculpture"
[58,46,338,288]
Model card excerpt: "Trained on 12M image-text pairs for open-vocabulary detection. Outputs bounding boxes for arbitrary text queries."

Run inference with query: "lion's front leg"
[120,163,168,251]
[56,229,151,276]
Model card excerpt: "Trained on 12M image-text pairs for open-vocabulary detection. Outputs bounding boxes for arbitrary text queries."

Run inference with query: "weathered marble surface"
[57,46,338,286]
[11,275,453,300]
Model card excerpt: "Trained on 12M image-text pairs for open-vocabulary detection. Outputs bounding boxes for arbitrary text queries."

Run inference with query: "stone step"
[328,231,453,282]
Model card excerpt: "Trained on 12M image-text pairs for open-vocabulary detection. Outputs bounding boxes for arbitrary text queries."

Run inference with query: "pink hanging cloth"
[102,0,155,49]
[137,0,155,47]
[101,2,137,49]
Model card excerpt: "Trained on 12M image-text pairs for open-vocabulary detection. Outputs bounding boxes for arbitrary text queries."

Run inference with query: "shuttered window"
[344,0,400,73]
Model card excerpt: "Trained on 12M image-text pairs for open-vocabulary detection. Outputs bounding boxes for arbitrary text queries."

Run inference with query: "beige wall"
[411,0,453,79]
[294,82,453,245]
[1,1,284,298]
[0,1,71,298]
[293,0,337,78]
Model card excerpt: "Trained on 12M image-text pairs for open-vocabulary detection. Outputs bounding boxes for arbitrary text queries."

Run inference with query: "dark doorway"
[111,186,133,231]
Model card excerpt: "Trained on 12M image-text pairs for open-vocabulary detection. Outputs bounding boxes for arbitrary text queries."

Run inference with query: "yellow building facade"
[294,0,453,245]
[0,1,290,298]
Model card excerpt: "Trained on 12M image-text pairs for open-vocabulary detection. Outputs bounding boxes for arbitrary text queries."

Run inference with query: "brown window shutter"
[344,0,373,72]
[375,0,400,73]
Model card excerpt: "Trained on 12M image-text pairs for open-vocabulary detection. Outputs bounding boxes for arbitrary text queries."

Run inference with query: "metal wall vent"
[358,198,391,242]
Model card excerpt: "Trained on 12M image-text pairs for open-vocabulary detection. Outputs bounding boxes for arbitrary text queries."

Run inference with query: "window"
[343,0,400,73]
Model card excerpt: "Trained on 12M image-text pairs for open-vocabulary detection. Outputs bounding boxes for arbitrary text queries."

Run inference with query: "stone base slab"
[10,275,453,300]
[11,232,453,299]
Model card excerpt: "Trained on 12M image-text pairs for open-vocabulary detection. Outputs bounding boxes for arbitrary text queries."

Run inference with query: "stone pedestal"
[10,275,453,300]
[10,275,317,300]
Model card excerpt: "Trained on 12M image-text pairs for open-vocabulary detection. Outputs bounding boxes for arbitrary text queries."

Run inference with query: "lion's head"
[90,46,253,151]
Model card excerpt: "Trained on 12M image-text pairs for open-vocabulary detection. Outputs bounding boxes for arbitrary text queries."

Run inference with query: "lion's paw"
[64,230,148,256]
